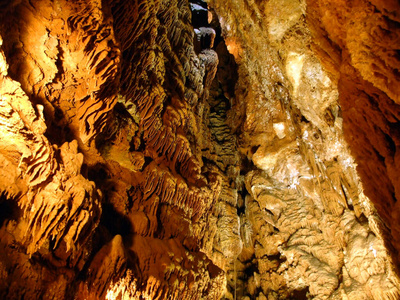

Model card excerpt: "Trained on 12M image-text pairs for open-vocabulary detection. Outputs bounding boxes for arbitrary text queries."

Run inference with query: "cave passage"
[0,0,399,299]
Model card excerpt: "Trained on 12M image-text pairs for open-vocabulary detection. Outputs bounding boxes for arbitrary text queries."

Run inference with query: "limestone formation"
[0,0,399,299]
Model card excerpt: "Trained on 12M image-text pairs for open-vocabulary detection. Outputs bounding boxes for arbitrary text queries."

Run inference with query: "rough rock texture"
[206,0,400,298]
[0,0,399,299]
[307,0,400,270]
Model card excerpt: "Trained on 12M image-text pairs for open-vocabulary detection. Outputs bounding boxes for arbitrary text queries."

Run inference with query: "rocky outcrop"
[0,0,399,299]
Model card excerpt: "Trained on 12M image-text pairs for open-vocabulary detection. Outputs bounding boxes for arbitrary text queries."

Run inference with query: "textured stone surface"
[0,0,399,299]
[208,0,400,298]
[307,0,400,274]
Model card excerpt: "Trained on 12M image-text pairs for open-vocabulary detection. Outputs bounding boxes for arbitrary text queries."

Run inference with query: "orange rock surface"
[0,0,399,299]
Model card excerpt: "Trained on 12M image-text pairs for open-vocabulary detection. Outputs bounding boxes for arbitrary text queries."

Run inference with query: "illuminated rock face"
[0,0,399,299]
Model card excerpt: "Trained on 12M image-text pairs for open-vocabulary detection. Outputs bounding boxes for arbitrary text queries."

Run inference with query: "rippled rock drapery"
[0,0,400,299]
[0,0,228,298]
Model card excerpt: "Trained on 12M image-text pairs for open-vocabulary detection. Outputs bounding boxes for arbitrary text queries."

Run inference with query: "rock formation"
[0,0,399,299]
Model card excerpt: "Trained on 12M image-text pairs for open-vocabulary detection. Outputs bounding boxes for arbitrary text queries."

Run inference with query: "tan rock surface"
[0,0,399,299]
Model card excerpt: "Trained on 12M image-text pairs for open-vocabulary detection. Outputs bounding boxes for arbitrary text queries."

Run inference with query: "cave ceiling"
[0,0,399,299]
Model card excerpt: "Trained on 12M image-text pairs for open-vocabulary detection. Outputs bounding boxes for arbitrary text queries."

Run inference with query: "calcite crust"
[0,0,399,299]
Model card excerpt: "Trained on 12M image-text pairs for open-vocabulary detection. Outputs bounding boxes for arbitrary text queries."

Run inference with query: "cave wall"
[208,0,400,298]
[0,0,399,299]
[307,0,400,266]
[0,0,230,298]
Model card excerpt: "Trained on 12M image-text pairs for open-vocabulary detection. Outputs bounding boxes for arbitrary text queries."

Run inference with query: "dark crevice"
[0,191,20,228]
[290,287,310,300]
